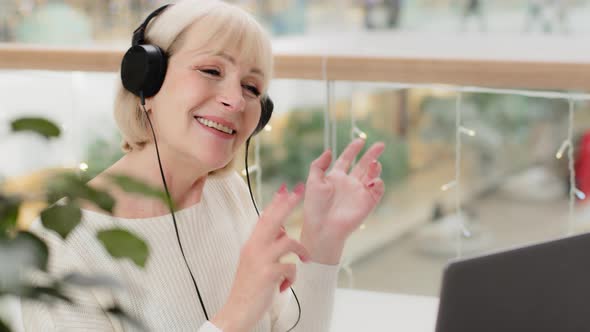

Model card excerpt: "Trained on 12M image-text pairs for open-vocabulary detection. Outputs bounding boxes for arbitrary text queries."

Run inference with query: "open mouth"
[194,116,236,136]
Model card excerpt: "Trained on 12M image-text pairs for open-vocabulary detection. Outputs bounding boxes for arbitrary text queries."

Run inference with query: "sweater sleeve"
[270,262,339,332]
[198,321,223,331]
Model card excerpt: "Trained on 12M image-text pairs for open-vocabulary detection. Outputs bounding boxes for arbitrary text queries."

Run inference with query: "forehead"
[175,18,269,77]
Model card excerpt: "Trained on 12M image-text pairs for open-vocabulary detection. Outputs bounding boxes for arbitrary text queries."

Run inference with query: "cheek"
[161,68,211,104]
[157,74,211,127]
[244,105,262,136]
[174,73,209,105]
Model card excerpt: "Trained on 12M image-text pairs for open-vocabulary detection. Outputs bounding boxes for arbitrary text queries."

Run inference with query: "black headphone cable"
[141,92,210,321]
[245,138,301,332]
[140,92,301,331]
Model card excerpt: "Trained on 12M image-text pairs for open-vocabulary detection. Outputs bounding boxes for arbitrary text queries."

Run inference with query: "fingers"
[275,264,296,293]
[362,160,382,184]
[270,236,310,263]
[276,226,286,240]
[332,138,366,173]
[257,183,305,241]
[279,279,292,293]
[366,178,385,203]
[308,149,332,184]
[350,141,385,180]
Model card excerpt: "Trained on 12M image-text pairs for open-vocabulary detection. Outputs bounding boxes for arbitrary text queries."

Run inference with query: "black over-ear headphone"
[120,4,273,137]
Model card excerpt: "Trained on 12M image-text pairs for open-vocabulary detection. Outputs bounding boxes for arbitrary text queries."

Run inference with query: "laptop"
[435,232,590,332]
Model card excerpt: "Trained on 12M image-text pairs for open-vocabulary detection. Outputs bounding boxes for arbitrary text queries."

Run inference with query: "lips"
[194,115,237,133]
[194,116,237,138]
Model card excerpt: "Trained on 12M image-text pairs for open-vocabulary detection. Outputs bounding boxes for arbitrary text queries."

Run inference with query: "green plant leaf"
[108,174,169,206]
[97,229,148,268]
[46,172,115,213]
[61,272,122,289]
[0,231,49,287]
[0,317,11,332]
[0,195,21,235]
[40,202,82,239]
[15,232,49,271]
[106,304,146,331]
[11,117,60,139]
[89,190,116,214]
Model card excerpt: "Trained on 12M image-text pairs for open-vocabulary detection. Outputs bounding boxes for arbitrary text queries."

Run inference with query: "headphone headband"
[132,4,171,46]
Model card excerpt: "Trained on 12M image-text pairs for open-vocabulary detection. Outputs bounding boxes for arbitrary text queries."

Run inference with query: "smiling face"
[145,21,269,172]
[113,0,273,174]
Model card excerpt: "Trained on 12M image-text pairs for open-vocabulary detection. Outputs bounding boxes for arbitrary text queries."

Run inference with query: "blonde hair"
[113,0,273,175]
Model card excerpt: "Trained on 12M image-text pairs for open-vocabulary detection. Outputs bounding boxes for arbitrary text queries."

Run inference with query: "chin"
[192,150,234,173]
[184,126,242,172]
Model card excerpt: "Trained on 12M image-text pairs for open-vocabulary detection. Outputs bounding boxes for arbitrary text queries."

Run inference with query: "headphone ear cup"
[254,95,273,135]
[121,44,168,98]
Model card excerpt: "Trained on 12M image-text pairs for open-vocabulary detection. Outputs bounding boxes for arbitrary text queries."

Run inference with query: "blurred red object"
[576,131,590,203]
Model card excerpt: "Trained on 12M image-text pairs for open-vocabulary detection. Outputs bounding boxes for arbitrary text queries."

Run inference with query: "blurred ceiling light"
[441,181,456,191]
[462,226,472,238]
[353,127,367,140]
[241,164,259,176]
[459,126,476,137]
[555,140,570,160]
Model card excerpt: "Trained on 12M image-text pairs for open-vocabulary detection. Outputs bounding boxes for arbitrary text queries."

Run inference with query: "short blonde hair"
[113,0,273,175]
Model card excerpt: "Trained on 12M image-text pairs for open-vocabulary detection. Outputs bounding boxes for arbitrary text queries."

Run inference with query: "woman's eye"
[200,69,221,76]
[243,85,260,97]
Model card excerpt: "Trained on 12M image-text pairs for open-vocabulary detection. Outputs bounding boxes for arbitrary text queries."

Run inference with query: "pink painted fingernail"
[294,182,305,195]
[368,181,376,188]
[300,255,310,263]
[280,281,290,293]
[278,183,287,194]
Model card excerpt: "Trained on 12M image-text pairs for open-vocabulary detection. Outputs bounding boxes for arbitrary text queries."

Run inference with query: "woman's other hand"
[211,184,309,332]
[301,138,386,265]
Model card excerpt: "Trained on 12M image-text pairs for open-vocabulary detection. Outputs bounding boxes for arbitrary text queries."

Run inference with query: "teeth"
[196,117,234,135]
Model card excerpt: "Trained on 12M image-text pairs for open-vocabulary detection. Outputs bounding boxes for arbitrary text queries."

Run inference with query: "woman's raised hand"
[301,138,386,264]
[211,184,309,332]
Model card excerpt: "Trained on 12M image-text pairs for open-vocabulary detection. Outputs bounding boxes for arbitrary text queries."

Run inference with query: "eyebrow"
[215,52,265,78]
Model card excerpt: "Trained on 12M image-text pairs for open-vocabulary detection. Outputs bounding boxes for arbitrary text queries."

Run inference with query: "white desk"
[331,289,439,332]
[4,289,439,331]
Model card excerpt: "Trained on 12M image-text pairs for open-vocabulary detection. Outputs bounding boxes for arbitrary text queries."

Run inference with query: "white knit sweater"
[20,172,339,331]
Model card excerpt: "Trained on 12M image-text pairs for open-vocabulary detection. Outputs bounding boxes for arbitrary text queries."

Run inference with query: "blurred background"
[1,0,590,300]
[2,0,590,42]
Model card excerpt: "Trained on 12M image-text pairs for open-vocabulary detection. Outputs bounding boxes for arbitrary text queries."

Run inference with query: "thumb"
[308,149,332,183]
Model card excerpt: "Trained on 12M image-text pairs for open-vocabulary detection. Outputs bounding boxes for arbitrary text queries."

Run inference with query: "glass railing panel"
[3,69,590,302]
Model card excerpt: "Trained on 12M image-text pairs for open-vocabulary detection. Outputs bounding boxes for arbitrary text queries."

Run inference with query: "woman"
[21,1,385,331]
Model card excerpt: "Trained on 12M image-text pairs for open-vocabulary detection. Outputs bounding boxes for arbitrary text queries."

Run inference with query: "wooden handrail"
[1,43,590,91]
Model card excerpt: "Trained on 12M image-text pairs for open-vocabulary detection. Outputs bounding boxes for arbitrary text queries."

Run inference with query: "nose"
[217,80,245,112]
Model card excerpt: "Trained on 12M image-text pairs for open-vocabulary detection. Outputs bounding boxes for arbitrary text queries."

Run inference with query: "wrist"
[211,306,248,332]
[300,226,345,265]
